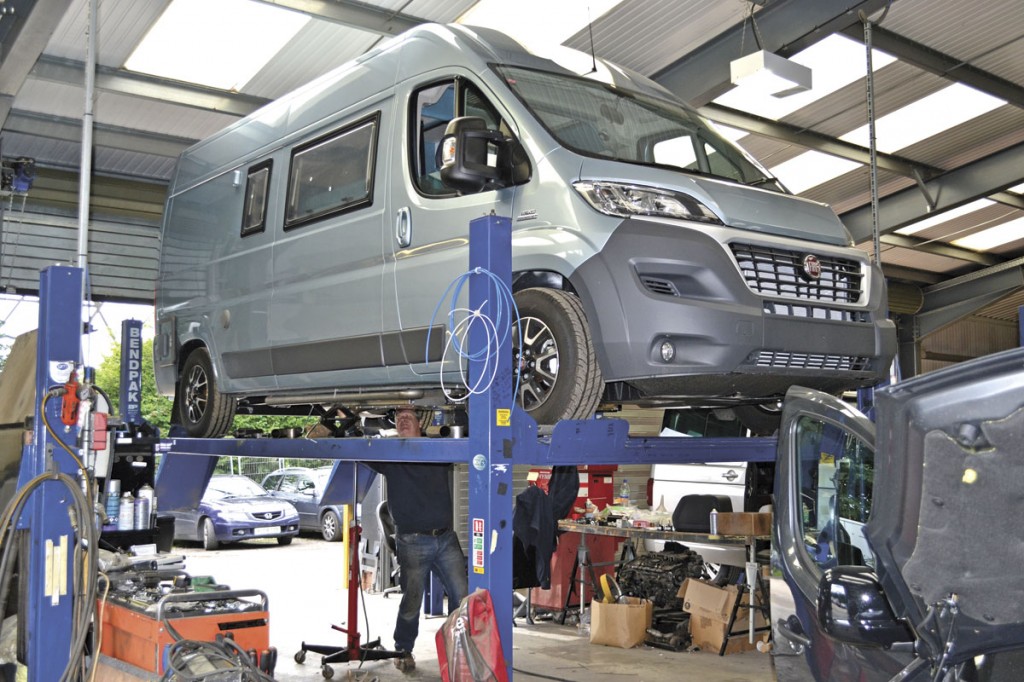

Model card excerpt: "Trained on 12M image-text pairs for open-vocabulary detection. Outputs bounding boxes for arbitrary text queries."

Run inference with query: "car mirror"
[817,566,914,648]
[439,116,526,193]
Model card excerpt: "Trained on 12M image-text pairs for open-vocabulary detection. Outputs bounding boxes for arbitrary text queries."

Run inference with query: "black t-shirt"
[369,462,453,534]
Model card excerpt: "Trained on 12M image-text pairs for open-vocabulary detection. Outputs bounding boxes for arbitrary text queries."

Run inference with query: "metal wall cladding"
[920,315,1020,376]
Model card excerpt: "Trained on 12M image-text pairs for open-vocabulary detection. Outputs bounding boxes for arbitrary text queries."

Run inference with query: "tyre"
[320,510,342,542]
[733,403,782,436]
[703,561,742,587]
[177,347,236,438]
[277,536,293,546]
[512,288,603,424]
[200,518,220,551]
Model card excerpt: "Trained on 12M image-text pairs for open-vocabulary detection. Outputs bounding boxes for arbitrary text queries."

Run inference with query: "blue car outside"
[171,474,300,550]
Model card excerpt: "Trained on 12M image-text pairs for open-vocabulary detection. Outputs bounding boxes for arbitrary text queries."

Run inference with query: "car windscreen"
[204,476,265,501]
[495,65,778,189]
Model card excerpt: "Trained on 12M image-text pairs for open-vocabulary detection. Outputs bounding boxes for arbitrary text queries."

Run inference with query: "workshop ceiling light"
[895,199,995,236]
[125,0,309,91]
[716,34,896,121]
[729,49,812,98]
[952,216,1024,251]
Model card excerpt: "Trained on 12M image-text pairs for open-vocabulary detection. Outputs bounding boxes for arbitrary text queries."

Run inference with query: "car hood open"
[867,346,1024,662]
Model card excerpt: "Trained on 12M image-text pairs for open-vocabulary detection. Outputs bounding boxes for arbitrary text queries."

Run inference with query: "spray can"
[134,495,152,530]
[118,491,135,531]
[105,480,121,529]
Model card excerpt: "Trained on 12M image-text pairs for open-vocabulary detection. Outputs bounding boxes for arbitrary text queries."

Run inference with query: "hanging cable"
[426,268,521,411]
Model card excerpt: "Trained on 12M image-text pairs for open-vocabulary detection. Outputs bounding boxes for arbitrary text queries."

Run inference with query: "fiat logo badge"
[801,254,822,281]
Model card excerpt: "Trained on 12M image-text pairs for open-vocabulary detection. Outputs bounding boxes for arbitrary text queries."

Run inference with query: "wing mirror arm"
[817,566,915,649]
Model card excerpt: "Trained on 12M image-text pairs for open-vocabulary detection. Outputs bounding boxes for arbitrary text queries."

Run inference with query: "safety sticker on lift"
[472,518,485,574]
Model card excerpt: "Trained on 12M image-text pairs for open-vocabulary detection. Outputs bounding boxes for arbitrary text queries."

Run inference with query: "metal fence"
[218,456,336,484]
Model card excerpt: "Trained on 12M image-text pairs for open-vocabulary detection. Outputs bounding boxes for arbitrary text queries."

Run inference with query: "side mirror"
[439,116,529,193]
[817,566,914,648]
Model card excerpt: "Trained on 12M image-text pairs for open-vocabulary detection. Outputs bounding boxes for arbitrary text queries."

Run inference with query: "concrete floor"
[162,536,776,681]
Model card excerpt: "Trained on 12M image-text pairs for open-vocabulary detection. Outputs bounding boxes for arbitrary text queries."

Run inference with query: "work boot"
[394,652,415,673]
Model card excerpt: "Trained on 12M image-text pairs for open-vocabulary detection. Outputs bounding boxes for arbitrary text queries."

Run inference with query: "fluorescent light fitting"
[730,50,812,98]
[125,0,309,91]
[951,216,1024,251]
[895,199,994,236]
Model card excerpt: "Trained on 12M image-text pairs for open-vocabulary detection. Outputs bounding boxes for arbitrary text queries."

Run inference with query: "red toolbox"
[98,590,269,674]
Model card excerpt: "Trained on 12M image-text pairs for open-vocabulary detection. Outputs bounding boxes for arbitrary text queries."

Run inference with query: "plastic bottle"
[620,479,630,506]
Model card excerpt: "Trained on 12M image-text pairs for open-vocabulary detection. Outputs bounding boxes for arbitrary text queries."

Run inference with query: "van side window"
[241,161,272,237]
[795,414,875,571]
[285,114,379,229]
[411,79,505,196]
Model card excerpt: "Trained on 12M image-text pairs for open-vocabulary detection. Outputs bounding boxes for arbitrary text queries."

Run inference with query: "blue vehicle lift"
[153,215,777,678]
[15,217,775,680]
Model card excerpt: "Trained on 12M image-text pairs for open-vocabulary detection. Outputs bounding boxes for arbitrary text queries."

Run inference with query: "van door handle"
[395,207,411,247]
[723,469,739,482]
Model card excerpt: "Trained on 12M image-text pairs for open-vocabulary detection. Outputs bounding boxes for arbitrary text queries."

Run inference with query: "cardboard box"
[589,597,653,648]
[716,512,772,536]
[678,579,768,654]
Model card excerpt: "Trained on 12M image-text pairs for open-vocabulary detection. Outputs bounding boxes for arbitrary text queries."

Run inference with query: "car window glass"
[263,474,280,491]
[241,161,271,236]
[411,79,506,196]
[285,114,378,228]
[280,474,300,493]
[795,414,876,571]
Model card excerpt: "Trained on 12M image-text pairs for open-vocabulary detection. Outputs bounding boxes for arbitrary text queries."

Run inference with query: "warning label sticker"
[472,518,485,574]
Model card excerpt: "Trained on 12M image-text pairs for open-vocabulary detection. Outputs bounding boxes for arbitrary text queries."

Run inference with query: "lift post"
[15,266,85,682]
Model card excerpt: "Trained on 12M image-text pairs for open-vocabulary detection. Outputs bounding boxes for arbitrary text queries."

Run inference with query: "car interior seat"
[672,494,734,533]
[375,500,401,596]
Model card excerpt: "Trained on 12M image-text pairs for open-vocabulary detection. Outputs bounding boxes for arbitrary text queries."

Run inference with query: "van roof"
[169,23,677,194]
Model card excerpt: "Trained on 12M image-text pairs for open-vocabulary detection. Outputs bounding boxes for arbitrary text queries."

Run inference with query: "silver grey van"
[154,24,895,438]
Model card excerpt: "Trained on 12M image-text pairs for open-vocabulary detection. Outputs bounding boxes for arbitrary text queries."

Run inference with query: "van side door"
[268,102,391,391]
[384,75,519,379]
[772,387,909,682]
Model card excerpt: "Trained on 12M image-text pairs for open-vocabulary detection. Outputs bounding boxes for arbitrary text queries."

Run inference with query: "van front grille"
[763,301,870,322]
[730,243,863,303]
[753,351,870,371]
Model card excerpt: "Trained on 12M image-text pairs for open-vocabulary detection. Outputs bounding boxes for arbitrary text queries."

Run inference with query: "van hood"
[868,346,1024,663]
[578,158,850,246]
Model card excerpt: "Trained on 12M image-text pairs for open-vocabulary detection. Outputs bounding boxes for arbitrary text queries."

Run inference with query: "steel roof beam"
[31,56,269,117]
[881,234,1003,267]
[841,141,1024,243]
[915,257,1024,337]
[840,24,1024,109]
[5,110,195,158]
[0,0,75,127]
[251,0,424,36]
[698,103,937,177]
[652,0,893,106]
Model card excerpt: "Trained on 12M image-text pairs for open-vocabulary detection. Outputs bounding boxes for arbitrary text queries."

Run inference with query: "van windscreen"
[496,65,779,189]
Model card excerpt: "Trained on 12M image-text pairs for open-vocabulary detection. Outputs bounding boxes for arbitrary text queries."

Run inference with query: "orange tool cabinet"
[98,590,269,674]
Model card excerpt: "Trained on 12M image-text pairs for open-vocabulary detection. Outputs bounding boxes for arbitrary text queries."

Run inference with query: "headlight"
[573,181,721,224]
[218,509,249,522]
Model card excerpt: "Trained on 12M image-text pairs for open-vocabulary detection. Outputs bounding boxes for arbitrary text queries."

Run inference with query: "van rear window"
[285,114,378,228]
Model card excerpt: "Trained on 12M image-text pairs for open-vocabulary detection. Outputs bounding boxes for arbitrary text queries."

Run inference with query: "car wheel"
[177,347,236,438]
[201,518,220,551]
[277,536,293,546]
[512,288,603,425]
[733,403,782,436]
[703,561,742,587]
[321,510,342,542]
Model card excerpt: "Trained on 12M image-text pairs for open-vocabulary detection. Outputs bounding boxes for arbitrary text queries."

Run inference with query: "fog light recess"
[660,340,675,363]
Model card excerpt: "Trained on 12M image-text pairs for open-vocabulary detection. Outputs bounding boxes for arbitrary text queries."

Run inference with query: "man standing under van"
[369,407,469,673]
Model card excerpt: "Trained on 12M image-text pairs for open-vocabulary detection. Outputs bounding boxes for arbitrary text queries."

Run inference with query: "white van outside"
[646,409,774,584]
[154,24,895,437]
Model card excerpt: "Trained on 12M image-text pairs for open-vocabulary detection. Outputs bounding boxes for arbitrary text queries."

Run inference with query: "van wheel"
[177,348,236,438]
[513,288,603,424]
[733,403,782,436]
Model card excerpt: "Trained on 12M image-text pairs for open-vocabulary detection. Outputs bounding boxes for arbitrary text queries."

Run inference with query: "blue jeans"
[393,529,468,652]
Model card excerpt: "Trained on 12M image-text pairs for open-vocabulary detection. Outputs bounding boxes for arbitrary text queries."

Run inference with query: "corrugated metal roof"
[46,0,168,67]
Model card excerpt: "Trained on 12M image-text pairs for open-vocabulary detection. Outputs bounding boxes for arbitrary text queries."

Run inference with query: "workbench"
[557,520,770,653]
